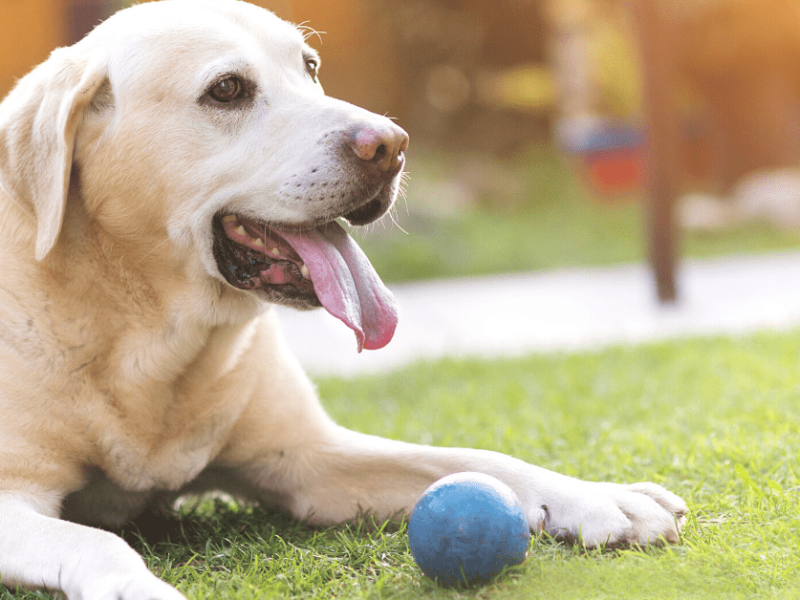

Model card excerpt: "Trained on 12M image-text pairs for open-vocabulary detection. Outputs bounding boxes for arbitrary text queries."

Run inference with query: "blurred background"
[3,0,800,296]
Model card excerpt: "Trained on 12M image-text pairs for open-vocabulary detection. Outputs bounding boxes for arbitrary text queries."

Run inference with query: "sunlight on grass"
[315,330,800,599]
[5,330,800,599]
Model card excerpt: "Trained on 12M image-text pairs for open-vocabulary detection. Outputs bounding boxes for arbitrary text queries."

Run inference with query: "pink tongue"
[278,222,398,352]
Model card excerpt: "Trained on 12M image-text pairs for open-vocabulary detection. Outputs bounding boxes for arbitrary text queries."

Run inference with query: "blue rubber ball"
[408,472,530,587]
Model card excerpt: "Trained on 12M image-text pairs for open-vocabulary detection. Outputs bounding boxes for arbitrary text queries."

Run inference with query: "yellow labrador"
[0,1,686,598]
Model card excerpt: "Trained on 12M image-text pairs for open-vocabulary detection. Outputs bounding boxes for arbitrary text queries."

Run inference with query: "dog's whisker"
[297,22,325,45]
[388,211,408,235]
[132,237,171,268]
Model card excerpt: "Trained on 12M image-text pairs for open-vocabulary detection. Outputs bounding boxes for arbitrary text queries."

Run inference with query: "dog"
[0,1,687,598]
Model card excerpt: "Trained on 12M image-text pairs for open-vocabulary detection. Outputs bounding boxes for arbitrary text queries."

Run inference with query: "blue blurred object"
[408,472,530,588]
[557,116,644,154]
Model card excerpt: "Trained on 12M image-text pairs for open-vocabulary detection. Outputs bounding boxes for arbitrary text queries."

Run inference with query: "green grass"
[7,329,800,599]
[353,146,800,282]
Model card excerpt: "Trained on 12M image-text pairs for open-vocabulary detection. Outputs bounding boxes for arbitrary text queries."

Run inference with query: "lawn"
[7,330,800,599]
[354,146,800,283]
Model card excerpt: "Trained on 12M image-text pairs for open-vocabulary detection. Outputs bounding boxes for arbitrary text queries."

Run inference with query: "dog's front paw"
[530,480,687,548]
[83,572,187,600]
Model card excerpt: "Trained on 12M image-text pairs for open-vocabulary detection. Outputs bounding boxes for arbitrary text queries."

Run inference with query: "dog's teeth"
[235,225,246,236]
[300,264,309,278]
[271,247,280,256]
[222,215,238,223]
[253,237,264,247]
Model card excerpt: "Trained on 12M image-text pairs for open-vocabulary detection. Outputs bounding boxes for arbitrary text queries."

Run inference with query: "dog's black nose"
[349,122,409,175]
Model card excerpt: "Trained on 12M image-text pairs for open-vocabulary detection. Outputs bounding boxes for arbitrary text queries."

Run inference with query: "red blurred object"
[564,123,644,200]
[585,148,644,196]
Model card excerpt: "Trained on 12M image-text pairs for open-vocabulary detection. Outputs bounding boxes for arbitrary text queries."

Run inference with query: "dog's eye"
[305,58,319,81]
[209,77,244,102]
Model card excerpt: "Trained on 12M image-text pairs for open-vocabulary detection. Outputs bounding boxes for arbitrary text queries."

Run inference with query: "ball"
[408,472,530,587]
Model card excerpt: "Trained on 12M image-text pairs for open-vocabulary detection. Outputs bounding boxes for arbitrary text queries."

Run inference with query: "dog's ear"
[0,48,107,261]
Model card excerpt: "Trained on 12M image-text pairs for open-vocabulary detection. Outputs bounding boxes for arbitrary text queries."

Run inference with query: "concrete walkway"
[275,250,800,377]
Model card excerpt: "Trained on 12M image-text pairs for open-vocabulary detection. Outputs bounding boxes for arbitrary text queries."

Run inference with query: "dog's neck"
[7,187,261,398]
[0,199,268,489]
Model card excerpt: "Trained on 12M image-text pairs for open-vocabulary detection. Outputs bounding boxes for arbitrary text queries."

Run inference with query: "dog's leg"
[0,494,186,600]
[218,320,685,547]
[241,425,686,547]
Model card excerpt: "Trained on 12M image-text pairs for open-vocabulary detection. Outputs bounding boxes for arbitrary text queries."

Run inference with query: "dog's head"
[0,0,407,350]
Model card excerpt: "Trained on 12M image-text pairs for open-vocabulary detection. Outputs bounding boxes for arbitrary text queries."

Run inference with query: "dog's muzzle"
[211,120,408,352]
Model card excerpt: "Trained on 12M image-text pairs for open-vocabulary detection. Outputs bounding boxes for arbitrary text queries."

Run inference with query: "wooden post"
[631,0,680,303]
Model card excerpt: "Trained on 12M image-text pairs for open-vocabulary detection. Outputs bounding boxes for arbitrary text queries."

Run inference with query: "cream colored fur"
[0,2,686,599]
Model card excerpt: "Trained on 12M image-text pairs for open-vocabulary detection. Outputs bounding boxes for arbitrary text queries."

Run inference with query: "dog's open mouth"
[212,213,397,351]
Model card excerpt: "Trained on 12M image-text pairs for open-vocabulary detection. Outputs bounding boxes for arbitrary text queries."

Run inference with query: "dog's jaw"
[211,213,320,309]
[210,212,398,351]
